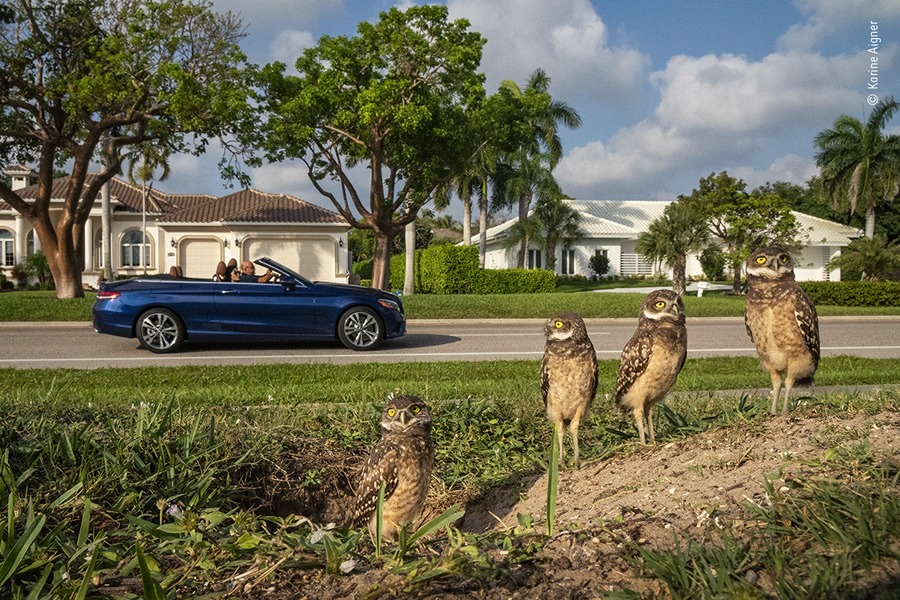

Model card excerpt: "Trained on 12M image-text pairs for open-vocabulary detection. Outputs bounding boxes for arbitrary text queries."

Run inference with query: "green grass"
[3,289,899,322]
[0,359,898,598]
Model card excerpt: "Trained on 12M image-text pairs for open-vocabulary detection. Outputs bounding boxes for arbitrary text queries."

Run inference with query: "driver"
[232,260,275,283]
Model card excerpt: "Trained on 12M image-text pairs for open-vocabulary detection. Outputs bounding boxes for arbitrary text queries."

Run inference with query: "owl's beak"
[399,411,408,426]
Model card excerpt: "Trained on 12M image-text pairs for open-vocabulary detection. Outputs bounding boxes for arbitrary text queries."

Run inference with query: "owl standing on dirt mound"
[349,395,434,541]
[744,246,820,415]
[541,311,598,469]
[616,290,687,445]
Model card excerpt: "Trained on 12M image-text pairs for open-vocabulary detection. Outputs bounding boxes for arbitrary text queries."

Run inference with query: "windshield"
[254,258,313,285]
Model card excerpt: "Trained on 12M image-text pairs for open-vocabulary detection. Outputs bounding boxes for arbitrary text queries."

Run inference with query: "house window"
[0,230,13,266]
[560,248,576,275]
[26,230,35,255]
[120,230,151,268]
[528,249,542,269]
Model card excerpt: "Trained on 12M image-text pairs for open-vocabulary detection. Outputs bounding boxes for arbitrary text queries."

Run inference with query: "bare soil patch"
[233,410,900,599]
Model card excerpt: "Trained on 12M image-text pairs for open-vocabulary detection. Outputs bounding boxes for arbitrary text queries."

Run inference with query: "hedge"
[386,245,557,294]
[799,281,900,306]
[352,259,374,279]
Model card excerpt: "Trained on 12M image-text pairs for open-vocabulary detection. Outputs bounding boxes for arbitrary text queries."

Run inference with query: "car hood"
[314,281,398,299]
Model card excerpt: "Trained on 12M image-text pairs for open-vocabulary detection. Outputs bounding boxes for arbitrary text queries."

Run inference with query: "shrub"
[353,259,374,279]
[10,264,29,288]
[699,246,727,281]
[472,268,556,294]
[799,281,900,306]
[589,253,610,277]
[390,245,479,293]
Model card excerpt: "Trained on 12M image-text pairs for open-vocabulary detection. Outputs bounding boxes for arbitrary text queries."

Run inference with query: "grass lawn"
[1,359,898,598]
[3,288,898,321]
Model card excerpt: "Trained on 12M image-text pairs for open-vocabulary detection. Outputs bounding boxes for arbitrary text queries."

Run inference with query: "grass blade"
[24,563,53,600]
[547,423,559,537]
[406,505,465,546]
[77,499,92,547]
[135,542,166,600]
[0,514,45,586]
[74,543,99,600]
[375,481,385,558]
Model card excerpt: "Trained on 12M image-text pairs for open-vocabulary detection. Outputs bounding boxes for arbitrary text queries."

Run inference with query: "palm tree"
[536,194,582,272]
[815,97,900,239]
[500,69,581,268]
[825,235,900,281]
[635,202,710,296]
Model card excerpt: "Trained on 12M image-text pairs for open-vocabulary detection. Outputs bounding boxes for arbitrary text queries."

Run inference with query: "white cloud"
[731,154,819,189]
[269,29,315,67]
[778,0,900,52]
[556,49,866,199]
[447,0,648,103]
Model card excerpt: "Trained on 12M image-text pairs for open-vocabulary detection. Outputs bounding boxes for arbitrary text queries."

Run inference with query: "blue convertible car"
[92,258,405,352]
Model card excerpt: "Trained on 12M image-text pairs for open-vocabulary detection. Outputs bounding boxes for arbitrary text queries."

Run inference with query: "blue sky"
[156,0,900,217]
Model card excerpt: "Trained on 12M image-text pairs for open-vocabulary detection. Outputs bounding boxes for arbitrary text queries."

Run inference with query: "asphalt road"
[1,317,899,369]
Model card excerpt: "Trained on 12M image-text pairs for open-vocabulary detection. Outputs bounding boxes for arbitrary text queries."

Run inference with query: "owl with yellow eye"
[615,289,687,444]
[541,311,598,468]
[349,395,434,540]
[744,246,819,414]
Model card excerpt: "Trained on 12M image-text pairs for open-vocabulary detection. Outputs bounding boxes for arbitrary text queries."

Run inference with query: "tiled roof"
[794,211,862,245]
[2,174,346,225]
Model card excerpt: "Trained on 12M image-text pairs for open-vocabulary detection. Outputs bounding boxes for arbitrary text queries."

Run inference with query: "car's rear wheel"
[136,308,185,353]
[337,307,383,351]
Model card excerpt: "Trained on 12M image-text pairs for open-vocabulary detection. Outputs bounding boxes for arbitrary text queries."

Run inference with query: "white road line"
[2,345,899,365]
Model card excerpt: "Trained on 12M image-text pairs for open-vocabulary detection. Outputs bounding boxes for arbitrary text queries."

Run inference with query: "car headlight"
[378,299,400,312]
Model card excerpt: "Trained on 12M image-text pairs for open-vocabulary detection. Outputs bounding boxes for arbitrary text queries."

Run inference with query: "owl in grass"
[541,311,598,469]
[616,290,687,445]
[744,246,820,414]
[349,395,434,541]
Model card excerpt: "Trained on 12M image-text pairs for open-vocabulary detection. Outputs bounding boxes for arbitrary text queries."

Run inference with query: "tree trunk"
[371,231,393,291]
[865,203,875,239]
[515,192,529,269]
[462,196,471,246]
[731,258,743,295]
[672,254,687,296]
[403,219,415,295]
[479,196,488,269]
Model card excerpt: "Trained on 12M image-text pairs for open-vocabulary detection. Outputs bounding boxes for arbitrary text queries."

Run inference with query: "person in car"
[232,260,275,283]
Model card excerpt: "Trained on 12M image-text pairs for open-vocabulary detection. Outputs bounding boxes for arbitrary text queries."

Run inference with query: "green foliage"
[589,252,610,278]
[390,245,480,293]
[799,280,900,306]
[679,172,801,292]
[699,245,727,280]
[353,259,374,279]
[636,202,710,294]
[825,235,900,281]
[254,4,487,289]
[815,96,900,238]
[21,251,52,288]
[472,268,556,294]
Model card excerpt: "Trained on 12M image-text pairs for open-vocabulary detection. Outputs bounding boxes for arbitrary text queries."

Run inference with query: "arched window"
[0,229,13,266]
[120,230,152,268]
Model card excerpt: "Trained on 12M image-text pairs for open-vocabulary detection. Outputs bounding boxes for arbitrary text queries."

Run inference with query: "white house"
[1,167,352,287]
[481,200,862,282]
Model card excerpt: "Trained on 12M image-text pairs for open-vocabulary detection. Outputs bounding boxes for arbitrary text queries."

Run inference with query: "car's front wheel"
[136,308,185,353]
[337,307,383,351]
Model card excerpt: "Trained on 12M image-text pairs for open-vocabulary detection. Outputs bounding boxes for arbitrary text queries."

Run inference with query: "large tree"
[635,201,709,296]
[254,5,486,291]
[0,0,252,298]
[815,97,900,239]
[679,172,800,294]
[499,69,581,268]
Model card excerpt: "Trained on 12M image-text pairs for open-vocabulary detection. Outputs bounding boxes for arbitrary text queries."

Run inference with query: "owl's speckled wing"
[350,438,400,528]
[793,287,820,367]
[616,328,653,401]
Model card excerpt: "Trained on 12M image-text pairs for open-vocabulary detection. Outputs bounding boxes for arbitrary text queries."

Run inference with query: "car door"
[213,280,321,336]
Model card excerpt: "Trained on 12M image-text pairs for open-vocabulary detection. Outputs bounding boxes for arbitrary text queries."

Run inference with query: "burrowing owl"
[349,395,434,541]
[541,311,598,468]
[616,290,687,445]
[744,246,820,414]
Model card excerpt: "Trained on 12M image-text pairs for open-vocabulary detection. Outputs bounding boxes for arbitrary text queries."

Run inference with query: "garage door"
[244,237,334,281]
[180,239,222,278]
